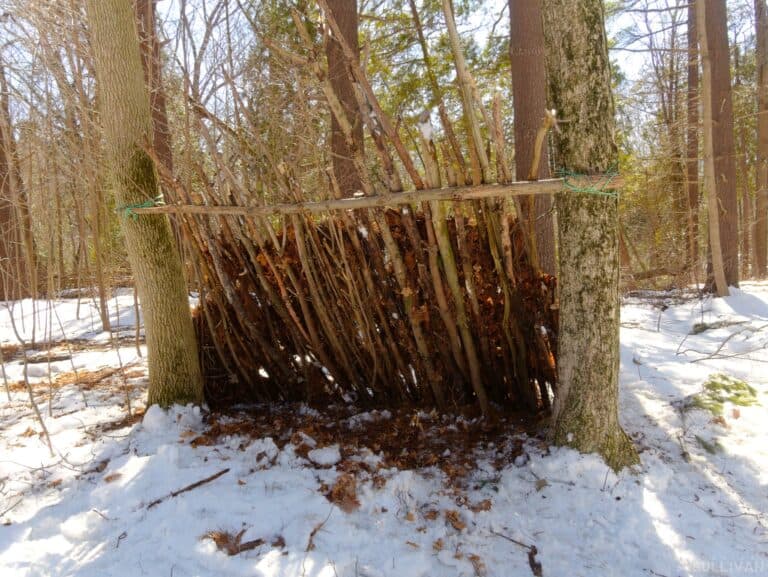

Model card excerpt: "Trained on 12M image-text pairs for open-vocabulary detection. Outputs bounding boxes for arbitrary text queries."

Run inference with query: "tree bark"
[509,0,556,276]
[541,0,639,470]
[324,0,364,197]
[0,63,37,299]
[136,0,175,173]
[756,0,768,278]
[705,0,739,287]
[686,3,700,280]
[0,104,23,301]
[734,47,752,279]
[86,0,203,406]
[698,0,729,296]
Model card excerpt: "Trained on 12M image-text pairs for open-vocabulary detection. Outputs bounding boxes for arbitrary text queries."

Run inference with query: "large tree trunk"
[686,3,700,280]
[756,0,768,278]
[541,0,639,470]
[705,0,739,287]
[509,0,556,276]
[86,0,203,406]
[324,0,364,197]
[698,0,729,296]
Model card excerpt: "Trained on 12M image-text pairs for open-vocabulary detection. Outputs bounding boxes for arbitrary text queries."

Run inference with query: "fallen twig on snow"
[301,506,335,577]
[489,529,543,576]
[677,323,768,362]
[0,496,23,518]
[306,506,334,552]
[146,468,229,509]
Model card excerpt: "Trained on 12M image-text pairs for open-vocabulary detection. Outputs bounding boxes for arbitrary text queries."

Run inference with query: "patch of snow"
[3,284,768,576]
[308,445,341,466]
[141,404,170,433]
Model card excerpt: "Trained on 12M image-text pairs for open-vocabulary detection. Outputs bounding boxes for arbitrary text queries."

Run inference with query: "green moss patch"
[690,374,759,416]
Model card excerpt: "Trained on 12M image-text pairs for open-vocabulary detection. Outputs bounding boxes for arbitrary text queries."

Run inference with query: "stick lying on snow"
[147,468,230,509]
[490,529,543,576]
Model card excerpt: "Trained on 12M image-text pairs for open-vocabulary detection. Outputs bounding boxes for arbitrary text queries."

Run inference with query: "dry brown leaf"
[445,510,466,531]
[190,435,215,448]
[732,408,741,419]
[88,459,110,474]
[432,538,444,552]
[104,473,122,483]
[20,427,37,438]
[326,473,360,513]
[405,541,420,549]
[202,529,264,556]
[470,499,492,512]
[405,510,416,522]
[290,432,313,459]
[203,530,240,555]
[468,553,487,577]
[423,509,439,521]
[237,479,246,486]
[372,475,387,489]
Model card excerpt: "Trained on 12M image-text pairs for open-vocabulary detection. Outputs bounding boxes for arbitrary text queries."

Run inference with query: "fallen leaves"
[470,499,492,512]
[326,473,359,513]
[423,508,439,521]
[202,529,264,556]
[468,553,487,576]
[201,529,285,557]
[445,509,466,531]
[186,404,536,500]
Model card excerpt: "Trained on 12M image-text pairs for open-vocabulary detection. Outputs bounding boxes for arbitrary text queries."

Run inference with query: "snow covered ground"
[1,285,767,577]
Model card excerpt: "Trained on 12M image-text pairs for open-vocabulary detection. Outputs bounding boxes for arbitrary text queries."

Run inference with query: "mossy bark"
[86,0,203,406]
[542,0,639,470]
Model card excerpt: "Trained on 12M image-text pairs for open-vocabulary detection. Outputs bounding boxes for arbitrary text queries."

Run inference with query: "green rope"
[117,195,164,221]
[556,165,620,198]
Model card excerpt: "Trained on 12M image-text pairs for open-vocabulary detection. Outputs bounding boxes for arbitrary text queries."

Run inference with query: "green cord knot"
[117,195,164,221]
[556,164,620,198]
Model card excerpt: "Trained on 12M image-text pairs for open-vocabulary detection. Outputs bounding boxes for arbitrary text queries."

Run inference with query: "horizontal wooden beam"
[132,176,622,218]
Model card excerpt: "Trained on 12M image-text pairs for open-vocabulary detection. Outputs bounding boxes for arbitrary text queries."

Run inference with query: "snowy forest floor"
[1,285,767,577]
